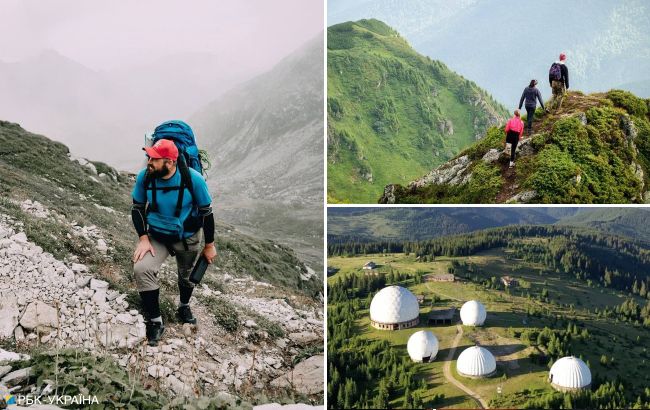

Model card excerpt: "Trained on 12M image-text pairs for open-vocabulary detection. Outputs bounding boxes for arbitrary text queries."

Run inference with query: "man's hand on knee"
[133,235,155,262]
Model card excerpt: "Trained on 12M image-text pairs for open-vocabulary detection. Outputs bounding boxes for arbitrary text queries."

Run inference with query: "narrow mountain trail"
[442,324,489,409]
[495,157,520,203]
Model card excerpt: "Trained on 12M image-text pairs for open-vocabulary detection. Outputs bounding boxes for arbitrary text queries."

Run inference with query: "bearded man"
[131,138,216,346]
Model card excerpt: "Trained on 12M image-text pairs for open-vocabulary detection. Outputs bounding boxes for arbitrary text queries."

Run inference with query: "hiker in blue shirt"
[131,127,216,346]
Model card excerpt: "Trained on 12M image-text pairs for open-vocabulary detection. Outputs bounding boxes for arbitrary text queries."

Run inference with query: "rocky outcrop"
[506,190,538,204]
[410,155,471,188]
[481,149,501,163]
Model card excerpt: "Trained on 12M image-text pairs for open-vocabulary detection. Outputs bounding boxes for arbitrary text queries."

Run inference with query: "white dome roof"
[407,331,439,362]
[456,346,496,377]
[460,300,486,326]
[549,356,591,389]
[369,286,419,324]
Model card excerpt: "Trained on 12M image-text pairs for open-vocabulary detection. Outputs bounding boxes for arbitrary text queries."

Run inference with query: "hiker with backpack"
[518,79,547,134]
[503,109,524,168]
[548,53,569,111]
[131,120,215,346]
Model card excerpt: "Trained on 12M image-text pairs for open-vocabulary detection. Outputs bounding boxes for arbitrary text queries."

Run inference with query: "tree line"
[328,225,650,295]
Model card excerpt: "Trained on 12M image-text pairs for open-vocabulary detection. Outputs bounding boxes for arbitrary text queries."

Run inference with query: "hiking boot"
[177,305,197,324]
[146,321,165,346]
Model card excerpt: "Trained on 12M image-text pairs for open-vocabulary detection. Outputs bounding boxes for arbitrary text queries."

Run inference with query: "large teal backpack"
[151,120,207,175]
[144,120,210,242]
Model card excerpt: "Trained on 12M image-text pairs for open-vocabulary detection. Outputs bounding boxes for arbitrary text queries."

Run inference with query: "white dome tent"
[549,356,592,391]
[456,346,496,378]
[369,286,420,330]
[407,331,439,362]
[460,300,487,326]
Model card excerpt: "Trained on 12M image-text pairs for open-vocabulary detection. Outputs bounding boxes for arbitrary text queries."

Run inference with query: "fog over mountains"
[191,33,324,269]
[0,50,260,171]
[329,0,650,104]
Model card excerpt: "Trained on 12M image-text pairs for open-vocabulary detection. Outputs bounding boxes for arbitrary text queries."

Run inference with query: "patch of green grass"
[203,295,240,333]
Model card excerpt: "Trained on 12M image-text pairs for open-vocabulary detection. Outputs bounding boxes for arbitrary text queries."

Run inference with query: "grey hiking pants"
[133,231,202,292]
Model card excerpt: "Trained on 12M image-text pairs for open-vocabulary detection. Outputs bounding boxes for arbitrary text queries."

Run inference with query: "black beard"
[147,165,168,179]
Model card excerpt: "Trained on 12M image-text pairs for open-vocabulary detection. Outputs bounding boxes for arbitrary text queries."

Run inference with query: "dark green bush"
[606,90,648,117]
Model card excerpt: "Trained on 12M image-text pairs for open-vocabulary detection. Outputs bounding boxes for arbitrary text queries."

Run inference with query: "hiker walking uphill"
[519,79,547,134]
[549,53,569,111]
[131,121,216,346]
[504,110,524,168]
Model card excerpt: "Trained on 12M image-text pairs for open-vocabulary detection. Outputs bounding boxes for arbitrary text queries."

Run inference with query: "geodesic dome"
[407,330,439,362]
[456,346,496,377]
[460,300,486,326]
[549,356,591,391]
[369,286,419,330]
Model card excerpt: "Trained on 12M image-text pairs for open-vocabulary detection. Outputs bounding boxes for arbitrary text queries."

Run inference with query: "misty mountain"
[0,50,260,171]
[328,0,650,104]
[190,34,324,269]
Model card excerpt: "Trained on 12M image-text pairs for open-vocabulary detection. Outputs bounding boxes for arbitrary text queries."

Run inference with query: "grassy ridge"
[386,90,650,203]
[327,19,507,203]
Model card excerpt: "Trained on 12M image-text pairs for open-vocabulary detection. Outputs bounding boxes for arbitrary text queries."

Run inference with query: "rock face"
[481,149,501,163]
[270,355,324,395]
[410,155,471,188]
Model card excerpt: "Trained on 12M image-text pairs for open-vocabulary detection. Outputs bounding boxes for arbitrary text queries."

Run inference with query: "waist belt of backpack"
[167,239,189,254]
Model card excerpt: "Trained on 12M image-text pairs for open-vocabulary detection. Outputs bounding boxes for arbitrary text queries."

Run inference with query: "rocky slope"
[189,34,323,273]
[380,90,650,204]
[327,19,507,203]
[0,121,323,408]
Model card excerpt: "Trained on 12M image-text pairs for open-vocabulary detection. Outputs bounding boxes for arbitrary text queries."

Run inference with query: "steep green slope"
[327,19,507,203]
[381,90,650,204]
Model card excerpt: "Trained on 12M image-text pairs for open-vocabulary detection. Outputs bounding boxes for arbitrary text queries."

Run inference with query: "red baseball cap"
[559,53,566,61]
[143,139,178,161]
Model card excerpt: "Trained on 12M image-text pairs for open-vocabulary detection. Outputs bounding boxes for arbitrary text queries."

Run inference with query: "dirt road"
[442,324,489,409]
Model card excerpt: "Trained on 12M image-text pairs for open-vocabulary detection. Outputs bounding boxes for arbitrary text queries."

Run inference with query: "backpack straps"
[175,152,197,217]
[145,155,197,218]
[144,172,159,213]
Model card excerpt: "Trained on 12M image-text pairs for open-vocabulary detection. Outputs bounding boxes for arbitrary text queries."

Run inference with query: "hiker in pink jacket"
[504,110,524,168]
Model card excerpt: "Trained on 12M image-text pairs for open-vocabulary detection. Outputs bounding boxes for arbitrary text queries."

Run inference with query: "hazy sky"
[0,0,323,71]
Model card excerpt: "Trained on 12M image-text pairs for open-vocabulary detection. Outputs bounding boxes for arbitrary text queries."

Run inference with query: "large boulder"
[19,301,58,331]
[270,355,323,395]
[0,297,20,339]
